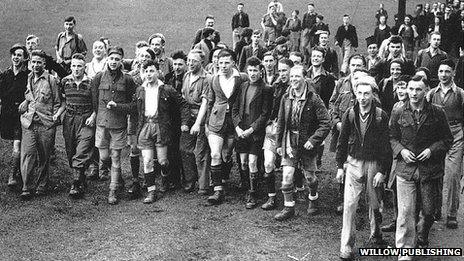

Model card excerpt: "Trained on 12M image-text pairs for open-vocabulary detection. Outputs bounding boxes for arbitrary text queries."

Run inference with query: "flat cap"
[108,46,124,57]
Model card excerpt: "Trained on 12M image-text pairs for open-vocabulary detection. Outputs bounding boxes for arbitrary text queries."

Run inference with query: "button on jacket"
[21,71,62,129]
[92,68,136,129]
[389,100,453,181]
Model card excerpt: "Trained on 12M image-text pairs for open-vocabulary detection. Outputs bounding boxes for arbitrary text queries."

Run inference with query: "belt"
[144,116,159,123]
[448,120,462,126]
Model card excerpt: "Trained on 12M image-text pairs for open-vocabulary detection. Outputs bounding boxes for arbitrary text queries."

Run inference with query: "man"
[192,15,221,47]
[18,50,65,199]
[374,15,391,48]
[0,44,29,188]
[442,6,458,54]
[375,3,388,25]
[390,76,452,257]
[261,58,294,210]
[135,60,189,204]
[284,10,302,52]
[26,35,68,79]
[315,31,339,77]
[261,5,279,46]
[289,51,304,66]
[91,46,136,205]
[55,16,88,73]
[194,28,216,66]
[335,15,359,76]
[262,52,278,85]
[272,36,289,62]
[366,36,381,71]
[309,15,329,47]
[231,3,250,49]
[238,30,267,72]
[164,50,188,190]
[232,56,272,209]
[234,28,253,65]
[179,50,211,194]
[205,49,248,205]
[427,59,463,229]
[370,35,415,84]
[148,33,173,79]
[60,53,96,198]
[300,3,318,63]
[274,65,331,220]
[336,76,391,260]
[415,32,448,87]
[307,46,336,169]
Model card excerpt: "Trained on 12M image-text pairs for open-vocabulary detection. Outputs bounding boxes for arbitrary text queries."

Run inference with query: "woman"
[379,58,403,116]
[283,10,302,52]
[85,39,107,79]
[373,15,391,47]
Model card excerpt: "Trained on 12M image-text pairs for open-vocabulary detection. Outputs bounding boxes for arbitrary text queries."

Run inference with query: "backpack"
[56,32,82,55]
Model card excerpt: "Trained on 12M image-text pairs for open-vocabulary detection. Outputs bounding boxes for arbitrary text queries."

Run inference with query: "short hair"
[311,46,326,58]
[217,49,235,62]
[290,51,304,61]
[189,49,206,62]
[263,51,275,59]
[348,53,366,66]
[241,28,253,38]
[136,41,149,49]
[439,59,456,69]
[205,15,215,21]
[94,39,108,50]
[291,65,307,77]
[352,68,370,75]
[293,10,300,15]
[238,2,244,6]
[316,14,324,20]
[389,35,403,45]
[26,34,38,42]
[390,58,404,68]
[30,49,47,60]
[171,50,187,61]
[278,58,294,68]
[141,59,160,70]
[354,75,378,91]
[246,56,262,68]
[252,29,262,36]
[148,33,166,45]
[405,14,413,20]
[429,31,441,38]
[64,16,76,24]
[397,75,412,83]
[71,53,85,62]
[308,3,314,7]
[202,28,215,38]
[209,46,225,61]
[343,14,350,18]
[415,67,431,79]
[409,74,429,89]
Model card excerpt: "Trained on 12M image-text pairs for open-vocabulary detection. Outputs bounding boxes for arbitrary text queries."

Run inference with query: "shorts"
[236,137,263,155]
[95,126,127,150]
[209,113,235,140]
[281,152,317,172]
[262,122,278,153]
[127,114,137,135]
[0,125,21,140]
[137,122,164,150]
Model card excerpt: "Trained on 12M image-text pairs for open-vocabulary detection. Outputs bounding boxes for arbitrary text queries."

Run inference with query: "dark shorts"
[0,125,21,140]
[281,152,317,172]
[236,137,263,155]
[137,122,164,150]
[209,113,235,140]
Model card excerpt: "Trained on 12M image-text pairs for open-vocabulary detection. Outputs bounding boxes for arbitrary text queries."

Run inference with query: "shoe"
[366,234,387,247]
[336,202,344,215]
[69,183,83,199]
[108,190,118,205]
[261,196,276,210]
[245,192,258,209]
[20,191,32,200]
[274,207,295,221]
[417,238,429,248]
[381,222,396,232]
[7,174,18,188]
[143,190,157,204]
[35,189,46,196]
[198,189,210,195]
[183,182,196,193]
[307,199,319,215]
[446,217,458,229]
[128,182,141,199]
[207,190,224,205]
[295,189,307,203]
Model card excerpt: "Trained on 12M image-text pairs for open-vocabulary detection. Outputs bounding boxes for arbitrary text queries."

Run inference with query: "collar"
[289,83,308,101]
[427,47,444,55]
[30,70,50,81]
[221,68,240,79]
[307,65,328,78]
[142,79,164,89]
[405,99,430,112]
[435,82,458,93]
[188,68,208,79]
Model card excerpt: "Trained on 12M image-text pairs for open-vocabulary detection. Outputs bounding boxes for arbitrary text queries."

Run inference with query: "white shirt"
[219,68,240,99]
[144,79,163,117]
[85,57,106,79]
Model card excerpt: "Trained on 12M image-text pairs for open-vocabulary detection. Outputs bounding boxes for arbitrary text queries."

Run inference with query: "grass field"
[0,0,463,260]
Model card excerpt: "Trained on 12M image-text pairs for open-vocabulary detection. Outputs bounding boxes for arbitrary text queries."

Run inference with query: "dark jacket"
[234,39,249,63]
[93,68,136,129]
[238,44,267,72]
[335,24,358,48]
[269,80,289,122]
[389,100,453,181]
[370,57,415,84]
[307,66,336,108]
[231,12,250,30]
[206,71,248,132]
[192,28,221,47]
[136,83,190,145]
[276,83,331,160]
[336,103,392,176]
[379,77,398,117]
[232,79,272,140]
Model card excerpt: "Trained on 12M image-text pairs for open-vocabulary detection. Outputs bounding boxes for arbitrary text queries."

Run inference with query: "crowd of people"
[0,1,463,260]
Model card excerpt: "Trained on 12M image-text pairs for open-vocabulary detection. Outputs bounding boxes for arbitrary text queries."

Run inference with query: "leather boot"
[143,190,157,204]
[99,158,111,181]
[274,207,295,221]
[261,196,276,210]
[7,156,20,187]
[108,189,118,205]
[207,189,224,205]
[245,191,258,209]
[128,181,141,199]
[238,168,250,191]
[307,199,319,215]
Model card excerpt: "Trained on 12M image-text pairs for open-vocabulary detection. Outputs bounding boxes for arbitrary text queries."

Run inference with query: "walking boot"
[381,221,396,232]
[245,191,258,209]
[108,189,118,205]
[207,189,224,205]
[99,158,111,181]
[69,181,83,198]
[274,207,295,221]
[143,190,157,204]
[261,196,276,210]
[307,199,319,215]
[128,181,141,199]
[8,156,20,188]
